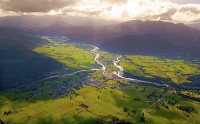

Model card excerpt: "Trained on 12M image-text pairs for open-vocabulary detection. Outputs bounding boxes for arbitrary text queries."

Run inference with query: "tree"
[141,116,145,123]
[123,107,128,112]
[3,111,7,115]
[132,110,136,114]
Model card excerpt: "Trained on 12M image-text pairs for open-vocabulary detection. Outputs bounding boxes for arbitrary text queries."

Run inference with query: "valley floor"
[1,36,200,124]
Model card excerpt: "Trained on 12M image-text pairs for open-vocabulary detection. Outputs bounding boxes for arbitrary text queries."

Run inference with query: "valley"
[1,36,200,124]
[0,0,200,123]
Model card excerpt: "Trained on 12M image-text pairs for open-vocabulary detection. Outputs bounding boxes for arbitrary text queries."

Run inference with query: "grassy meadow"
[34,36,94,71]
[1,80,200,124]
[1,36,200,124]
[121,55,200,84]
[97,52,119,73]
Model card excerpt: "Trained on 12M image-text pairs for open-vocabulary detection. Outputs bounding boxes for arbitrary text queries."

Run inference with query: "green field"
[97,52,119,73]
[121,55,200,84]
[1,36,200,124]
[34,37,94,71]
[1,79,200,124]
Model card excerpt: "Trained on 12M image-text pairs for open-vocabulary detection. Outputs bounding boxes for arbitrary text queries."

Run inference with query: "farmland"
[34,36,94,71]
[1,78,200,124]
[121,55,200,84]
[1,36,200,124]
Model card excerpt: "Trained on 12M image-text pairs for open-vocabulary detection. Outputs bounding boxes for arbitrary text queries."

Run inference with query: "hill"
[100,34,177,55]
[98,21,200,57]
[0,27,49,49]
[1,18,200,57]
[25,20,200,57]
[0,28,62,91]
[187,23,200,31]
[0,15,117,29]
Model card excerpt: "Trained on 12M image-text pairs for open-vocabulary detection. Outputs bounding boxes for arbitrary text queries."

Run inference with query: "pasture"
[121,55,200,84]
[34,42,94,71]
[1,80,200,124]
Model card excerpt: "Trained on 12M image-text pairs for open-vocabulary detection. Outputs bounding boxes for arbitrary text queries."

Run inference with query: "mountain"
[100,34,177,55]
[32,20,200,57]
[0,15,118,29]
[0,46,63,91]
[99,20,200,56]
[187,23,200,31]
[1,17,200,57]
[0,27,49,49]
[0,27,62,91]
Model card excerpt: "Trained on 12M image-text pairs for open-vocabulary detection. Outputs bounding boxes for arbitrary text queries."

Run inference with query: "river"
[90,45,162,86]
[1,45,162,92]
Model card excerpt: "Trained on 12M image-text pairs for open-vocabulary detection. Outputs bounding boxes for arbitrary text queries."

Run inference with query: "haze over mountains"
[1,15,200,57]
[0,15,117,29]
[3,16,200,56]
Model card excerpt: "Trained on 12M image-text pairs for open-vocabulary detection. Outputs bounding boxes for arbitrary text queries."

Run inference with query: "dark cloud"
[0,0,77,12]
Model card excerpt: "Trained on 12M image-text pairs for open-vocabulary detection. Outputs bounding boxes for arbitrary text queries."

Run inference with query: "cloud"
[100,0,128,4]
[0,0,77,12]
[60,0,200,23]
[0,0,200,23]
[123,0,200,23]
[167,0,200,4]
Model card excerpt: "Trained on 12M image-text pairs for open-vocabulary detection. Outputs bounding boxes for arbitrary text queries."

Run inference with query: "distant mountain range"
[187,23,200,31]
[0,15,200,57]
[0,27,49,48]
[0,15,200,90]
[0,15,117,29]
[99,21,200,56]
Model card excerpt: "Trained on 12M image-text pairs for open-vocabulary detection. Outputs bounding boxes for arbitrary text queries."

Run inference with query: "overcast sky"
[0,0,200,23]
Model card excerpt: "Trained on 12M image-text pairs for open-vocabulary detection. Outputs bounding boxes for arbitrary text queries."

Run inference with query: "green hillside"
[0,45,62,91]
[0,28,62,91]
[0,27,49,49]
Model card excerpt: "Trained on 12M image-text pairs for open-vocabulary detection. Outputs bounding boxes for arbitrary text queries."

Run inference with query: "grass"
[2,36,200,123]
[34,42,94,71]
[1,79,200,124]
[121,55,200,84]
[98,51,119,73]
[180,90,200,98]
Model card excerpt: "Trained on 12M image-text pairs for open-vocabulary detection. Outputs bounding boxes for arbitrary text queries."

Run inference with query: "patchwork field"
[1,80,200,124]
[121,55,200,84]
[1,36,200,124]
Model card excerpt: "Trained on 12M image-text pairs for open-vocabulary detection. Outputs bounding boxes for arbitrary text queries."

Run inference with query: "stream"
[2,45,162,92]
[112,55,163,86]
[90,45,162,86]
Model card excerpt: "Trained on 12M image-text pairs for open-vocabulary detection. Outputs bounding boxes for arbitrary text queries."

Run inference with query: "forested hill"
[0,27,49,49]
[0,28,62,91]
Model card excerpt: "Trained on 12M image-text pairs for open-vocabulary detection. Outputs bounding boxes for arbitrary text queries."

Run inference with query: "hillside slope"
[1,19,200,57]
[0,27,49,49]
[0,28,62,91]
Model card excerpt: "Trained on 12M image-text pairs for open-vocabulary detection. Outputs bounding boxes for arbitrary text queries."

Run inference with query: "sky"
[0,0,200,23]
